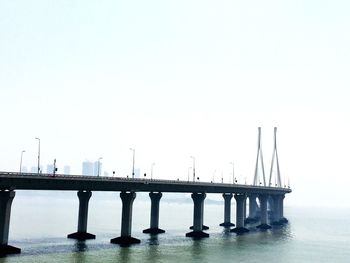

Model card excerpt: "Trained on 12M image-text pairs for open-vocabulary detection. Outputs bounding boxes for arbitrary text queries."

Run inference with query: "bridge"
[0,171,291,255]
[0,127,292,256]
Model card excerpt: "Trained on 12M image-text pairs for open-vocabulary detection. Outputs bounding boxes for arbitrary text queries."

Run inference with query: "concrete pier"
[230,194,249,234]
[256,194,271,230]
[276,194,288,224]
[111,192,140,246]
[67,190,95,240]
[271,194,281,225]
[0,191,20,255]
[186,193,209,238]
[143,192,165,234]
[219,193,235,227]
[245,194,259,224]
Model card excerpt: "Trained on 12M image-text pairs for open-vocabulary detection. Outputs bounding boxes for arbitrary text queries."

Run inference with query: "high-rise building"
[82,161,94,176]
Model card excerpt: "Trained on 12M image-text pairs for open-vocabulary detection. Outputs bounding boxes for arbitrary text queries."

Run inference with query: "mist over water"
[1,191,350,263]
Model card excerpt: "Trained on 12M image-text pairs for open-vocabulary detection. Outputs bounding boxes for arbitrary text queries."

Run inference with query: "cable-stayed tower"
[253,127,266,186]
[268,127,282,187]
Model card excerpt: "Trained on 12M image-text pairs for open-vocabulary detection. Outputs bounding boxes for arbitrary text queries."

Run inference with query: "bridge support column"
[220,193,235,227]
[271,195,281,225]
[278,194,288,224]
[0,190,21,255]
[111,192,140,246]
[245,194,259,224]
[143,192,165,234]
[186,193,209,238]
[68,190,95,240]
[231,194,249,234]
[257,194,271,230]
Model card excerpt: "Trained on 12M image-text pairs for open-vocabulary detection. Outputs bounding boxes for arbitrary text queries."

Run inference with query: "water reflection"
[146,244,161,263]
[118,247,131,263]
[73,241,88,252]
[146,234,160,246]
[189,239,205,262]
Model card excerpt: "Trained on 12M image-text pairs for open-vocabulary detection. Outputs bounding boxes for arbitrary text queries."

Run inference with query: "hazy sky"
[1,0,350,207]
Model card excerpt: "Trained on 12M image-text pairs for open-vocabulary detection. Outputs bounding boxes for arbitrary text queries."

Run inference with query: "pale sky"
[1,0,350,207]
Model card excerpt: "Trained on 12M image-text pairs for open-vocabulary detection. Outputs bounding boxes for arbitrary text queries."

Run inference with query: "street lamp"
[190,156,195,182]
[130,148,135,178]
[187,167,192,182]
[97,157,103,176]
[35,137,40,174]
[151,163,155,179]
[230,162,235,184]
[19,150,26,174]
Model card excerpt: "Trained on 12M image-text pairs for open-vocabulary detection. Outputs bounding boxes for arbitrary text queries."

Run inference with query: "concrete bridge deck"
[0,172,291,195]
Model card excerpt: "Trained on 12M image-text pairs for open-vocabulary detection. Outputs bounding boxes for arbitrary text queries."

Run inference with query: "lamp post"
[187,167,192,182]
[35,137,40,174]
[151,163,155,179]
[97,157,103,176]
[130,148,135,178]
[230,162,235,184]
[190,156,195,182]
[19,150,26,174]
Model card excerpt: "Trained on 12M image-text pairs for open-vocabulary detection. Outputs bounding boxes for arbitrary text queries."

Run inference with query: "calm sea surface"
[1,191,349,263]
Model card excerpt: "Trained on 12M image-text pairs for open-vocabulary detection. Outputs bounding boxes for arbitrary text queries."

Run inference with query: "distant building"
[94,161,102,176]
[82,161,94,176]
[63,165,71,175]
[82,160,103,176]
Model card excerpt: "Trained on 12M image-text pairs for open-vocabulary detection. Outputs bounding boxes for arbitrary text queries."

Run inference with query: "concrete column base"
[219,222,235,227]
[67,232,96,240]
[189,225,209,230]
[0,244,21,256]
[272,218,288,225]
[280,217,288,224]
[256,223,272,230]
[185,231,209,238]
[244,217,259,224]
[143,228,165,234]
[110,236,141,246]
[230,227,249,234]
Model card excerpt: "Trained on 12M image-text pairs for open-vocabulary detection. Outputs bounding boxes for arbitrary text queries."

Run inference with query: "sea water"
[1,191,350,263]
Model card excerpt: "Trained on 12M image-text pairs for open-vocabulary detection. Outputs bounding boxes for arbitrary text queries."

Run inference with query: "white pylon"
[268,127,282,187]
[253,127,266,186]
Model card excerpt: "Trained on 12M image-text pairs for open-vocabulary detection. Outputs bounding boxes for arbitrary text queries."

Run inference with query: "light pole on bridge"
[151,162,155,179]
[190,156,195,182]
[35,137,40,174]
[187,167,192,182]
[230,162,235,184]
[130,148,135,178]
[19,150,26,174]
